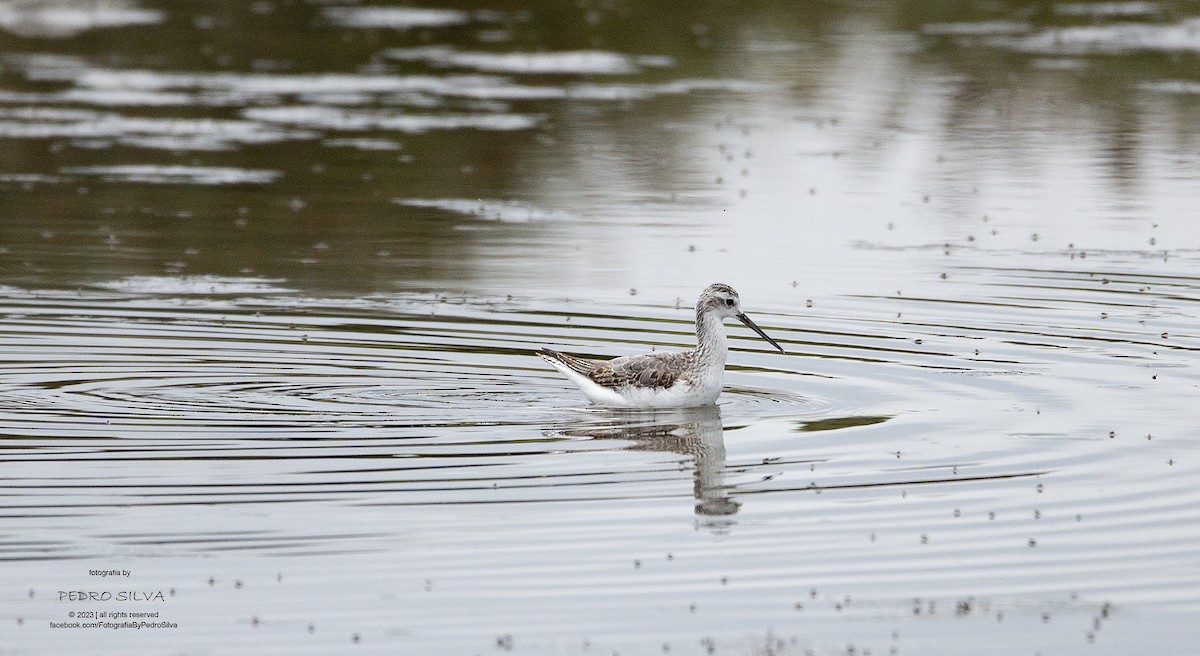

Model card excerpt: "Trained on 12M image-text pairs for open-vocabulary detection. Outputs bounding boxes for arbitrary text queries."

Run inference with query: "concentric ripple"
[0,285,831,444]
[1,272,1198,635]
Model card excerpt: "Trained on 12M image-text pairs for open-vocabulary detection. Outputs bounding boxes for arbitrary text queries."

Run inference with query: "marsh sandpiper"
[538,283,784,407]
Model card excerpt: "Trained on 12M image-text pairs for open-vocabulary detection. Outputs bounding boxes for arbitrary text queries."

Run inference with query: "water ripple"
[0,278,1196,617]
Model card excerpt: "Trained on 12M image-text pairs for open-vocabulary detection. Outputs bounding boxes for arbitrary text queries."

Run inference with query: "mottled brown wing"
[588,353,681,390]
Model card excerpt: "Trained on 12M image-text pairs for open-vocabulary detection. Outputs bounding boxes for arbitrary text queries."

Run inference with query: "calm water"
[2,1,1200,654]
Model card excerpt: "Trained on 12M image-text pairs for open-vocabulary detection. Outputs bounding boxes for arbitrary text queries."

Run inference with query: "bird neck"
[693,308,728,366]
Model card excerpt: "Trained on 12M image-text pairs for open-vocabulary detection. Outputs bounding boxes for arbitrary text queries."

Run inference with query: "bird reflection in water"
[556,405,739,523]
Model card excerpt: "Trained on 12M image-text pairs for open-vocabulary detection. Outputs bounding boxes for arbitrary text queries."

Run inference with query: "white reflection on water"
[1053,2,1163,17]
[242,105,542,133]
[0,110,313,150]
[0,55,775,157]
[92,275,297,295]
[60,165,282,185]
[320,6,470,30]
[920,21,1032,36]
[29,64,772,104]
[395,198,577,223]
[0,0,161,38]
[386,46,673,74]
[980,18,1200,54]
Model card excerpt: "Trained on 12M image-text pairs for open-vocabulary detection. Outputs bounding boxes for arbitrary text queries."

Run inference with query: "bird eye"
[724,298,735,307]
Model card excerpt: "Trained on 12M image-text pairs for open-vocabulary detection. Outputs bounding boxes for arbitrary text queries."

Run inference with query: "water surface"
[1,1,1199,654]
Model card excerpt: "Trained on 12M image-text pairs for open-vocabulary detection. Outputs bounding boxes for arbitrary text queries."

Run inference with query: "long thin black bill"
[736,313,785,352]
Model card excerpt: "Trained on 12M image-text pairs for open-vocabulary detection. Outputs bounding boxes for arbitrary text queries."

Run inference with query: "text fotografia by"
[59,590,167,602]
[89,569,131,578]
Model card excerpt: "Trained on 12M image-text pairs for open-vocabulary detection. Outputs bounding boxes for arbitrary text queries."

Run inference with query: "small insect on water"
[538,283,784,408]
